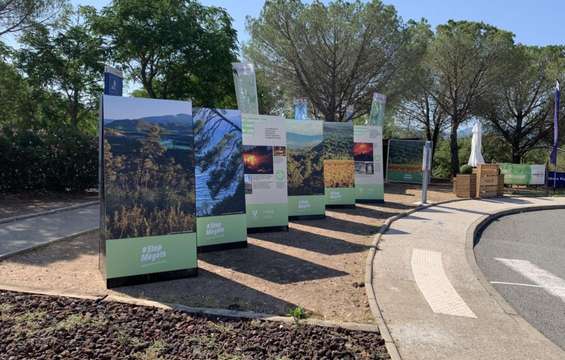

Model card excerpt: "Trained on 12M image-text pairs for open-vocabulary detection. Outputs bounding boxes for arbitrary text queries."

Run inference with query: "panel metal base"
[289,214,326,221]
[356,199,385,204]
[247,225,289,234]
[326,204,356,209]
[197,240,248,253]
[106,267,198,289]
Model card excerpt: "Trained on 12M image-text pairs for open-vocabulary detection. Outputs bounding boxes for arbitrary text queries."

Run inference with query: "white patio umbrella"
[468,121,485,167]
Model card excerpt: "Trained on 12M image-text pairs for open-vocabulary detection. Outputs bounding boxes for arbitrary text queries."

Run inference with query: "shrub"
[0,127,98,192]
[459,164,473,174]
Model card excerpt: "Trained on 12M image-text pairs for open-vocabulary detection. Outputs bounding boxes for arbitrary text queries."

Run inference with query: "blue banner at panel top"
[548,171,565,187]
[104,66,123,96]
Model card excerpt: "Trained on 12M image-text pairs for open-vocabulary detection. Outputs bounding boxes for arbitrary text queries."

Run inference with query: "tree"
[424,21,514,176]
[0,0,66,36]
[86,0,238,106]
[245,0,416,121]
[394,20,448,164]
[478,46,565,163]
[17,8,104,129]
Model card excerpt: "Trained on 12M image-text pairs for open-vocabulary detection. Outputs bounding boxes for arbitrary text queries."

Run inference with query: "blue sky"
[72,0,564,47]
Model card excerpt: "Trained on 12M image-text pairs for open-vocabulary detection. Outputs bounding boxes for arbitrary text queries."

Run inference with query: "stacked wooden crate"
[453,174,477,198]
[497,174,505,196]
[476,164,500,198]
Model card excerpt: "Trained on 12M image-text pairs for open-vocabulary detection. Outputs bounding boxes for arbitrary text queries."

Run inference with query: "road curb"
[364,198,465,360]
[465,203,565,354]
[0,228,98,262]
[0,200,99,225]
[0,284,381,334]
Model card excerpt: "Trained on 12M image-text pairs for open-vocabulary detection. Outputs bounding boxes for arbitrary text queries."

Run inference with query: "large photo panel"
[101,95,197,287]
[323,122,355,206]
[387,139,425,184]
[242,114,288,229]
[286,119,325,217]
[194,108,247,249]
[354,125,384,202]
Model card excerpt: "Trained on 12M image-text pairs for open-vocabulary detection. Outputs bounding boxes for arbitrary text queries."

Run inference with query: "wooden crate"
[454,174,477,198]
[497,174,505,196]
[476,164,500,198]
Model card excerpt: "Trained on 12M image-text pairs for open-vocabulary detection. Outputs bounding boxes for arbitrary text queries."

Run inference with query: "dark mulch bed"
[0,291,389,360]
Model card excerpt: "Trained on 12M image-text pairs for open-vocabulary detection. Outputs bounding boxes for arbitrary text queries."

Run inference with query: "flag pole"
[551,80,560,192]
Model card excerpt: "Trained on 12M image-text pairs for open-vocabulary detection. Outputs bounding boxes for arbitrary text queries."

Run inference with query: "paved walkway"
[372,197,565,360]
[0,204,99,258]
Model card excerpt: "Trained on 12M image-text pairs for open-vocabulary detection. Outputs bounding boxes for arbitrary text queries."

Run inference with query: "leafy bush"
[0,127,98,192]
[459,164,473,174]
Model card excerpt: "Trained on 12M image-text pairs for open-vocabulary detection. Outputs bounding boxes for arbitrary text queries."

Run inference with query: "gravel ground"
[0,290,390,360]
[0,184,456,324]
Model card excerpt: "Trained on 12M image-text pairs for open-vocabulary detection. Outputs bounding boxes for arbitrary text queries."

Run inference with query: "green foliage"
[459,165,473,174]
[0,127,97,192]
[246,0,415,121]
[87,0,238,106]
[0,0,67,36]
[17,8,104,129]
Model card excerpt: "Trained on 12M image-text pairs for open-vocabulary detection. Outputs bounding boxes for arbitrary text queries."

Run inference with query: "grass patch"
[208,321,234,334]
[134,340,167,360]
[54,313,107,331]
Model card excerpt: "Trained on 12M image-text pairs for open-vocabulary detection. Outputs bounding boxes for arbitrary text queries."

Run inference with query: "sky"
[71,0,564,47]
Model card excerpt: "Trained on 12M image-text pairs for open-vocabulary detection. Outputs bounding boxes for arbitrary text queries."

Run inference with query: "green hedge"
[0,128,98,192]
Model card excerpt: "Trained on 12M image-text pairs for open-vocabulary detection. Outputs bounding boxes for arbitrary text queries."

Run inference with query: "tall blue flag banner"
[104,65,123,96]
[293,98,308,120]
[551,80,560,165]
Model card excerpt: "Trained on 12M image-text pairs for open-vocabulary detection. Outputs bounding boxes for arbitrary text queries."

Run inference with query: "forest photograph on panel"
[323,122,354,188]
[103,97,196,240]
[287,122,324,196]
[194,108,245,217]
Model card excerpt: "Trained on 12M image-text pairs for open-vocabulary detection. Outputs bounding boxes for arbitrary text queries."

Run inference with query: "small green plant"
[288,306,307,321]
[459,164,473,174]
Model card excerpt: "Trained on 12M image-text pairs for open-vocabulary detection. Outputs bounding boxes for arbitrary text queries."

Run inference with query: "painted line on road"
[411,248,476,318]
[490,281,565,291]
[495,258,565,303]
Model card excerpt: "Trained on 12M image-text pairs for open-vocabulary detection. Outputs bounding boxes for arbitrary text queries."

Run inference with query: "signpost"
[323,122,356,206]
[194,108,247,250]
[353,125,384,202]
[387,139,426,184]
[499,163,546,185]
[100,96,197,288]
[242,114,289,230]
[287,120,325,218]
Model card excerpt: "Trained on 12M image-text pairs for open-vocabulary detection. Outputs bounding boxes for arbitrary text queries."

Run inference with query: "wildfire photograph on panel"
[353,142,373,162]
[243,145,274,174]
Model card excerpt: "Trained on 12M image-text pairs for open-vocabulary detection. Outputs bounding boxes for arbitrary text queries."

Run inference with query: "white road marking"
[495,258,565,302]
[490,281,565,291]
[411,249,476,318]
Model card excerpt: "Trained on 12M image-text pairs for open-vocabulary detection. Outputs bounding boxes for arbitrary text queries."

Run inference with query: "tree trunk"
[431,125,440,168]
[450,121,460,176]
[511,141,521,163]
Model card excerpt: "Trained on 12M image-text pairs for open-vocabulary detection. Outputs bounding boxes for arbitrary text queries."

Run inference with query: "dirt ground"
[0,192,97,220]
[0,183,456,324]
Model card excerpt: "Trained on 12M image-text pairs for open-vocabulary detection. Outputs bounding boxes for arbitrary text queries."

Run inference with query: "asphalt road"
[475,209,565,351]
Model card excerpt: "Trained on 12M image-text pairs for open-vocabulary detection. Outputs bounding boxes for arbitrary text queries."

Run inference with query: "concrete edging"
[364,198,465,360]
[0,283,381,334]
[465,203,565,351]
[0,200,99,225]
